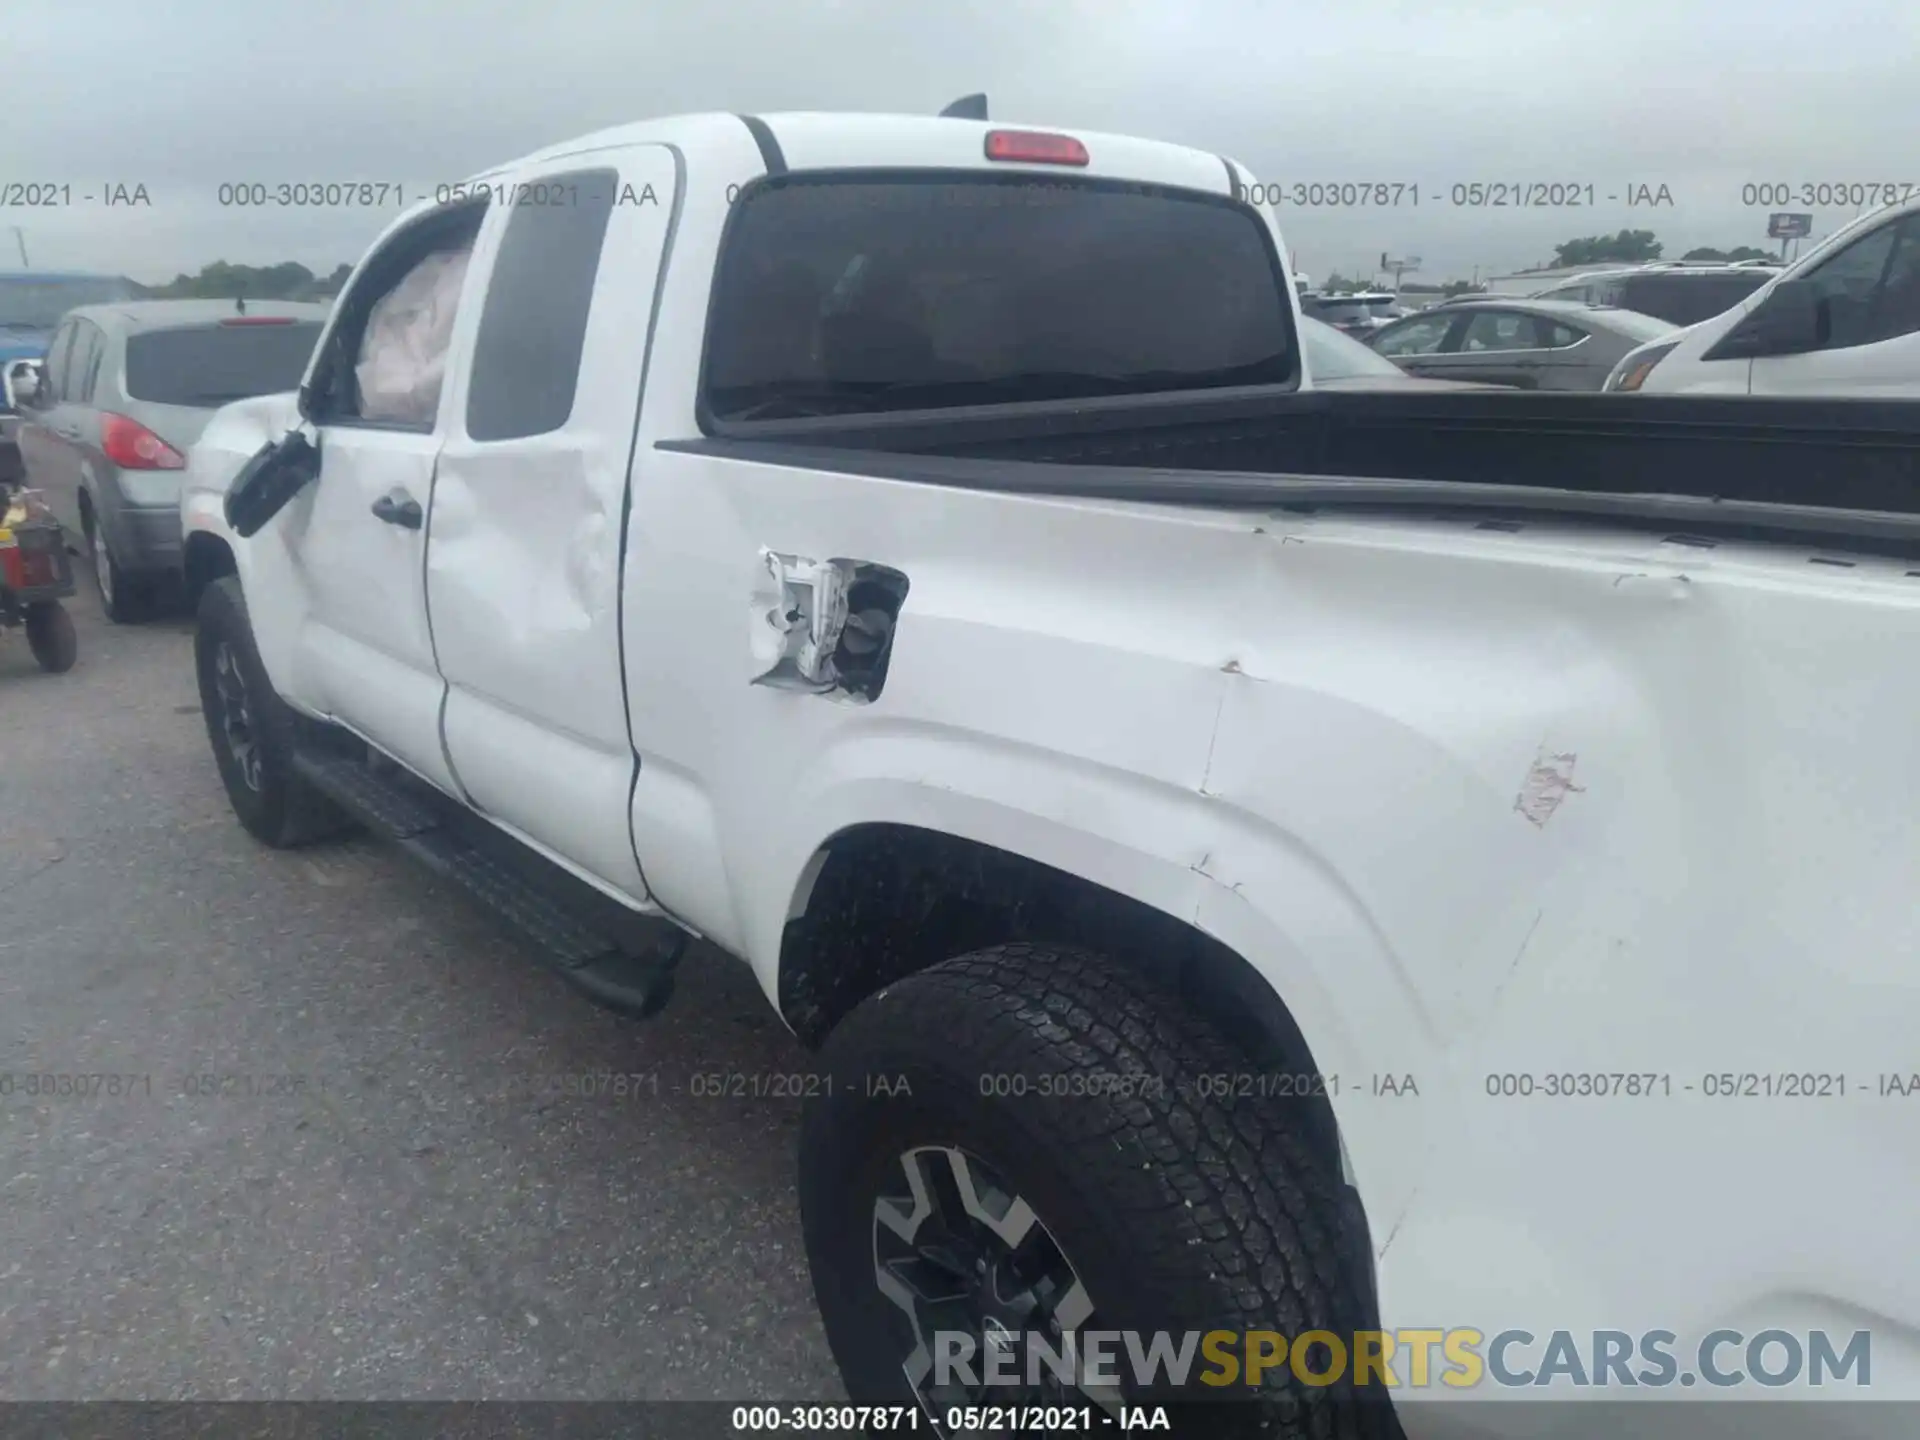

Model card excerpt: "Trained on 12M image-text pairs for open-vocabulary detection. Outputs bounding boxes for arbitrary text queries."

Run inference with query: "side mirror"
[224,428,322,538]
[5,360,45,410]
[1704,278,1822,360]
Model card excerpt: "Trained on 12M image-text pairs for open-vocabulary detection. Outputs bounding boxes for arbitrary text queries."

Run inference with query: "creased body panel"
[622,447,1920,1396]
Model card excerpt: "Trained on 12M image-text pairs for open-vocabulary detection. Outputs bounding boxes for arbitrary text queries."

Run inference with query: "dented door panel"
[426,147,679,903]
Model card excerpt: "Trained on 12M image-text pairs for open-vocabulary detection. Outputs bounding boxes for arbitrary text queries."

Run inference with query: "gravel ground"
[0,581,844,1403]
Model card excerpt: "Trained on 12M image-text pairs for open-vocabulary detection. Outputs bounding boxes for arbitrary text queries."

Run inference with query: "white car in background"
[1605,194,1920,393]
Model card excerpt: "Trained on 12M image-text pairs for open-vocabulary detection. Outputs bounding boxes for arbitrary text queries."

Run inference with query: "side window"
[304,201,488,428]
[465,168,618,442]
[1460,310,1541,351]
[1801,220,1903,350]
[1542,321,1587,348]
[1860,216,1920,345]
[69,323,105,403]
[41,324,74,402]
[1374,314,1456,356]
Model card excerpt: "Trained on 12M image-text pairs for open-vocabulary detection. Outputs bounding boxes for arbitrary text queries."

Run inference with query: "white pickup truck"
[180,108,1920,1438]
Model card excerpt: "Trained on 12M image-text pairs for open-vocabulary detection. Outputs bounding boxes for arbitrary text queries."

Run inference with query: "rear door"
[1371,310,1467,377]
[1748,210,1920,396]
[20,319,96,535]
[1445,309,1559,387]
[426,150,677,901]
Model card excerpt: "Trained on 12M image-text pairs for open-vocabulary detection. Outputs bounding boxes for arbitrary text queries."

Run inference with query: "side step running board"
[292,749,683,1018]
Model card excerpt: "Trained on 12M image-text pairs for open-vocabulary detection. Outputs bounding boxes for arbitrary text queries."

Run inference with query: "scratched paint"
[1514,749,1584,827]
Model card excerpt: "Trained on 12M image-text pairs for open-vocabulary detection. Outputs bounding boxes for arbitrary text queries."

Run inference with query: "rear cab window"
[701,173,1296,423]
[125,321,325,407]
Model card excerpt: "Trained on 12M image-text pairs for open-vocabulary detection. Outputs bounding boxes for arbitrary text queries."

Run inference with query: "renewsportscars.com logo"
[933,1327,1873,1392]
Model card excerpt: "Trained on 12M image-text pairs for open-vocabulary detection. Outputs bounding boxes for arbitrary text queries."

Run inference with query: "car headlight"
[1605,340,1680,392]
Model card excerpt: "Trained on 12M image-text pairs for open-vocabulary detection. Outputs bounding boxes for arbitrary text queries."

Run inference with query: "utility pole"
[10,228,27,268]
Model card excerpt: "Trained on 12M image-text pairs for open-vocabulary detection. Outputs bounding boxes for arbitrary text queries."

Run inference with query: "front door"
[15,320,84,535]
[1748,209,1920,396]
[426,149,678,902]
[271,199,492,794]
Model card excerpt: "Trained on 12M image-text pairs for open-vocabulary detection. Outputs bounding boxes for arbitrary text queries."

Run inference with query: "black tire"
[85,508,150,624]
[24,601,77,673]
[800,943,1400,1439]
[194,576,354,848]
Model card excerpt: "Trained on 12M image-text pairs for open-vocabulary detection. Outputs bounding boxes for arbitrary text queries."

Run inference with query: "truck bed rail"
[668,390,1920,559]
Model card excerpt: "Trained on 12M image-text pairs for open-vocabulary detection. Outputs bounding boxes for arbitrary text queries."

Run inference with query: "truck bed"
[666,390,1920,559]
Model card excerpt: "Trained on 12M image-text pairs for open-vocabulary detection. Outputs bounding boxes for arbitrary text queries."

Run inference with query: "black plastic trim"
[735,115,787,175]
[655,391,1920,560]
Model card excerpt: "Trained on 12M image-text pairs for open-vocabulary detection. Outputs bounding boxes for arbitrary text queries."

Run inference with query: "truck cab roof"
[464,111,1247,201]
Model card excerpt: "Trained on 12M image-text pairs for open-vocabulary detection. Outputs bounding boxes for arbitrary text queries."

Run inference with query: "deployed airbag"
[356,246,471,424]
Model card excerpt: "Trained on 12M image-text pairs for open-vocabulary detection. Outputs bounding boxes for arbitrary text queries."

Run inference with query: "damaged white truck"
[181,107,1920,1439]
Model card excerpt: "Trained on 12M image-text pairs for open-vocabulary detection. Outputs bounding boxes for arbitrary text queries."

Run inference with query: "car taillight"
[984,130,1089,166]
[100,413,186,470]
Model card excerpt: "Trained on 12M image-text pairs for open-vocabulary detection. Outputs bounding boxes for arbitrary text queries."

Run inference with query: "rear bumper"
[111,502,184,574]
[0,416,20,486]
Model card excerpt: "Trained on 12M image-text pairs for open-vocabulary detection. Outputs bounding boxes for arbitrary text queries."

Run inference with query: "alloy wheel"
[873,1144,1122,1433]
[212,641,263,791]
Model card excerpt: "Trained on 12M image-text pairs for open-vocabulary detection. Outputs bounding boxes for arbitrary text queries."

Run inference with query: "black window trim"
[694,166,1302,438]
[303,197,492,436]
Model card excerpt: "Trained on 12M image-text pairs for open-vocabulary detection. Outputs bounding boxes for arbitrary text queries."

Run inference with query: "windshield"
[124,322,323,407]
[0,277,140,330]
[1300,316,1407,380]
[703,175,1295,421]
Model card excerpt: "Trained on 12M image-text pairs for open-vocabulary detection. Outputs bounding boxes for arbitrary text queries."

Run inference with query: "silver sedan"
[1363,298,1678,390]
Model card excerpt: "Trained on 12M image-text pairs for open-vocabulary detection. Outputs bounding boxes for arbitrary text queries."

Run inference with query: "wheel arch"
[776,820,1355,1181]
[183,528,238,608]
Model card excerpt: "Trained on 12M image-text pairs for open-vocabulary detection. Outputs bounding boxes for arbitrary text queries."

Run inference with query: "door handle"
[370,492,424,530]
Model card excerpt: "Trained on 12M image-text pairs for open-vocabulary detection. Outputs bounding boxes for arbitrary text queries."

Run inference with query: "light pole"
[9,228,27,268]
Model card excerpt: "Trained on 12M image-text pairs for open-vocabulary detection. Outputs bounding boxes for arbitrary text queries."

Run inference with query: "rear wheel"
[84,505,150,624]
[24,602,77,673]
[194,577,354,848]
[799,943,1398,1439]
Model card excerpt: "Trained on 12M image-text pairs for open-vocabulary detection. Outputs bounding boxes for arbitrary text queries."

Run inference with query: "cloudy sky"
[8,0,1919,286]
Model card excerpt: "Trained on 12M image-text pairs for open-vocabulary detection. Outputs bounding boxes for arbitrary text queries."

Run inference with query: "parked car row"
[1363,297,1678,390]
[8,299,327,620]
[1606,198,1920,393]
[1528,261,1781,327]
[1299,290,1406,337]
[1350,194,1920,394]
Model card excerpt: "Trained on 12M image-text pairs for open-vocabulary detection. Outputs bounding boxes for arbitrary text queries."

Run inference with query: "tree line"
[1545,230,1773,268]
[138,261,355,301]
